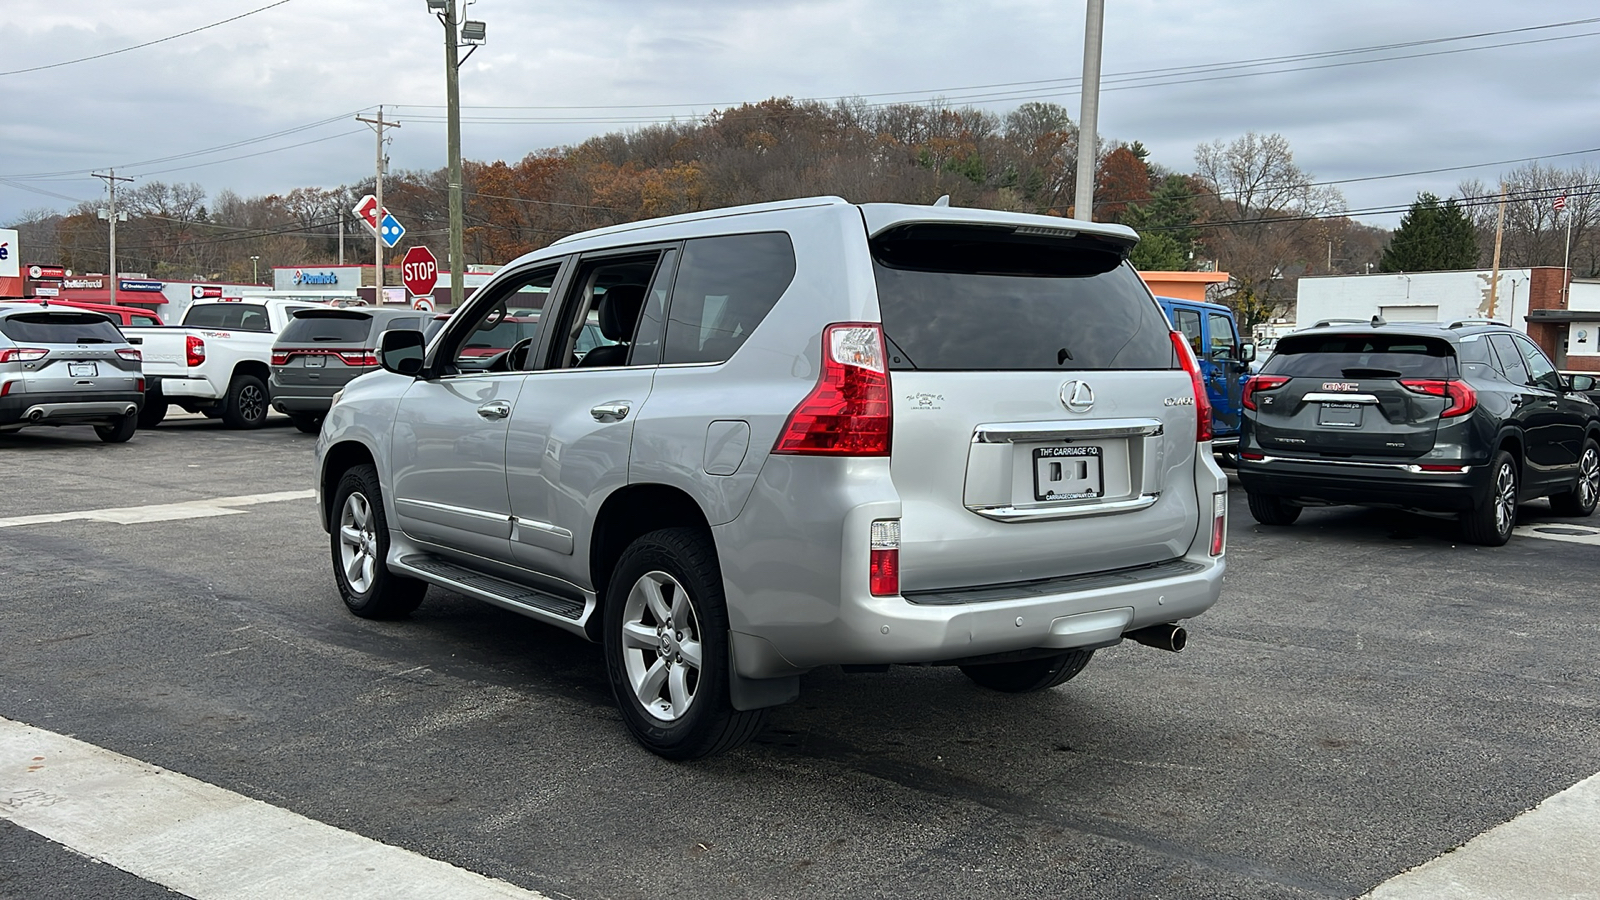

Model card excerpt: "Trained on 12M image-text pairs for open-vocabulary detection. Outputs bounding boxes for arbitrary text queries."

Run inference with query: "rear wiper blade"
[1341,367,1403,378]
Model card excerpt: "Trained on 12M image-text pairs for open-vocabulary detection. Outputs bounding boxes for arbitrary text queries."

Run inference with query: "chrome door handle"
[477,400,512,420]
[591,402,631,422]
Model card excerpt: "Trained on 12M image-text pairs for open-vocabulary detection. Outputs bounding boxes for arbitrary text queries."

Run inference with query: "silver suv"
[315,197,1229,757]
[0,305,144,442]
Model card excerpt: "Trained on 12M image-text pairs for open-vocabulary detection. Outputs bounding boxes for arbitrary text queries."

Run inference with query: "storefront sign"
[63,278,104,289]
[293,269,339,285]
[28,265,67,280]
[191,284,224,299]
[119,279,164,292]
[34,287,60,297]
[0,229,17,279]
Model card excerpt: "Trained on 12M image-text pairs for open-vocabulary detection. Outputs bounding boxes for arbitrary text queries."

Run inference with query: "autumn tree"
[1094,144,1152,222]
[1379,193,1477,273]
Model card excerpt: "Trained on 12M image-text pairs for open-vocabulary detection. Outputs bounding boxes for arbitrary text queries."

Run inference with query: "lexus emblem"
[1060,380,1095,413]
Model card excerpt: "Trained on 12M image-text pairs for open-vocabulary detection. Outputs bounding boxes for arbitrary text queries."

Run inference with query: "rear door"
[869,223,1202,591]
[0,312,140,396]
[1250,332,1453,458]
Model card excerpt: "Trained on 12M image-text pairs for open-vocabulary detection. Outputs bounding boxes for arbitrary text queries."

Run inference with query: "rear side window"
[0,312,124,344]
[132,315,161,326]
[278,313,373,345]
[184,303,271,332]
[1264,333,1454,378]
[662,233,795,365]
[871,225,1172,371]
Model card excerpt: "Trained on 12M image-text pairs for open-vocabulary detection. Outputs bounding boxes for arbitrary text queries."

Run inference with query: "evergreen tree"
[1125,175,1201,270]
[1379,192,1478,272]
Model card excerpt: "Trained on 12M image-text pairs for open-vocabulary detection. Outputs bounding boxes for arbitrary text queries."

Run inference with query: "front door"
[1205,310,1244,436]
[1512,334,1583,480]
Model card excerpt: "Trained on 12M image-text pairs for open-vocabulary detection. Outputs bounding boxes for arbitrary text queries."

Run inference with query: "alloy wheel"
[1580,447,1599,510]
[619,570,703,722]
[1494,461,1517,535]
[338,491,378,594]
[239,384,266,423]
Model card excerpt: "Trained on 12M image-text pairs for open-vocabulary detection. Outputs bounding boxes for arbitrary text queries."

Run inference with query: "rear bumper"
[158,376,221,400]
[0,391,143,427]
[268,376,344,413]
[1237,454,1491,511]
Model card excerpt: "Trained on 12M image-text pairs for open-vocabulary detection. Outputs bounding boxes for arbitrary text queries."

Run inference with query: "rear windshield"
[279,312,373,345]
[870,225,1173,371]
[184,303,272,332]
[0,312,124,344]
[1264,333,1455,378]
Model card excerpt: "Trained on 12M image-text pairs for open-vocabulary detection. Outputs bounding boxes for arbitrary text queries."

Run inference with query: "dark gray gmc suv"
[1237,318,1600,546]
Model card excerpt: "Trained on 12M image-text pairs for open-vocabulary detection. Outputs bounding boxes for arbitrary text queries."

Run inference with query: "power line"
[0,0,299,78]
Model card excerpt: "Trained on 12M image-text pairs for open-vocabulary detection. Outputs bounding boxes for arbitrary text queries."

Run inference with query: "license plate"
[1034,445,1103,501]
[303,355,324,368]
[68,362,98,377]
[1318,402,1362,427]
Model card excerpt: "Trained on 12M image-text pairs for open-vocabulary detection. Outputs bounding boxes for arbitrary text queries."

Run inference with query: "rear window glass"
[870,225,1172,371]
[184,303,271,332]
[1264,333,1455,378]
[279,313,373,345]
[0,312,124,344]
[662,233,796,365]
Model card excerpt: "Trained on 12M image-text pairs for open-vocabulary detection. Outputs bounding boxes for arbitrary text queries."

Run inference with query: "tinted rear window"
[0,312,124,344]
[1264,333,1455,378]
[184,303,272,331]
[279,312,374,344]
[662,232,796,365]
[870,225,1172,371]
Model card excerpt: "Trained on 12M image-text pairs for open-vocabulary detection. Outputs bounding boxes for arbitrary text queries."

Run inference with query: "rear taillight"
[773,323,892,456]
[185,335,206,367]
[336,350,380,367]
[1210,492,1227,556]
[1242,375,1290,410]
[1169,331,1214,442]
[116,348,141,362]
[1400,378,1477,417]
[136,377,145,393]
[869,519,900,596]
[271,350,289,366]
[0,348,47,363]
[0,382,9,397]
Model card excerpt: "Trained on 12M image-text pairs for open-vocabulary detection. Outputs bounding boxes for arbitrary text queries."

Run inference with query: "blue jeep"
[1157,296,1255,458]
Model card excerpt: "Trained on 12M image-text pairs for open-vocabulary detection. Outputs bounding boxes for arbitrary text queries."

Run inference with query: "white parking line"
[1365,770,1600,899]
[0,716,549,900]
[1513,521,1600,546]
[0,491,315,529]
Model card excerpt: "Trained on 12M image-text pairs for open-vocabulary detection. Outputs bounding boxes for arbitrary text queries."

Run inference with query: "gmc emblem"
[1321,382,1359,391]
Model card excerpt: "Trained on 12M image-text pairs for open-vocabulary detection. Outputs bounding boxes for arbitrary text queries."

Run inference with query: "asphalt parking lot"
[2,416,1599,900]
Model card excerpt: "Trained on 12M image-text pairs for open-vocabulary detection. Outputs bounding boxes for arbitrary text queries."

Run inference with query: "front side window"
[1513,335,1560,391]
[662,233,795,365]
[448,264,561,370]
[1208,313,1236,358]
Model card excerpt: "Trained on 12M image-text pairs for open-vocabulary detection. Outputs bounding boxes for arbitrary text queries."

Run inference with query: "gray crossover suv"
[0,305,144,442]
[315,197,1229,757]
[271,307,430,433]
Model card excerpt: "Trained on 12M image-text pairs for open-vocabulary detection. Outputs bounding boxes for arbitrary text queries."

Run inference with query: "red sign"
[28,265,66,280]
[191,284,224,299]
[401,246,438,297]
[353,194,380,231]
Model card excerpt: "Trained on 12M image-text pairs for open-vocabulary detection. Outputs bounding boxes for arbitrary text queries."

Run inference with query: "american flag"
[1554,194,1568,211]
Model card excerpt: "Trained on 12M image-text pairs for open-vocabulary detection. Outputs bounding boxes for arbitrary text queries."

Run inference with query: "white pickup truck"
[122,297,320,428]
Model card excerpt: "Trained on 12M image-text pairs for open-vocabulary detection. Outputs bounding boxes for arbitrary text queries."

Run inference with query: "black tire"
[602,527,766,759]
[330,464,427,619]
[221,374,269,429]
[94,414,137,444]
[287,412,323,435]
[1463,449,1519,546]
[960,649,1095,693]
[1247,490,1302,526]
[137,394,168,428]
[1549,438,1600,517]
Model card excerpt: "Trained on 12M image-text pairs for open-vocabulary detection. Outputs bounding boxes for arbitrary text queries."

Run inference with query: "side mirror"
[379,328,426,376]
[1237,342,1257,363]
[1570,374,1596,393]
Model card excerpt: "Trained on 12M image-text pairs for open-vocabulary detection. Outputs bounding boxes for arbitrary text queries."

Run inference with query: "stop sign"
[401,246,438,298]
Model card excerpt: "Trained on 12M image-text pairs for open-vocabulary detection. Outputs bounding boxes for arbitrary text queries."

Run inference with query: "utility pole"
[337,209,344,265]
[356,107,399,294]
[1072,0,1105,222]
[1488,183,1508,318]
[92,169,133,305]
[444,0,465,310]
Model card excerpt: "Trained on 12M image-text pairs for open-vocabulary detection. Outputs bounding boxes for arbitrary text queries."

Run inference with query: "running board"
[394,554,592,635]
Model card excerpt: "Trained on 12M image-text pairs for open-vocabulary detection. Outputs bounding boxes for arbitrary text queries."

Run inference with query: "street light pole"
[430,0,483,310]
[93,169,133,304]
[250,255,261,284]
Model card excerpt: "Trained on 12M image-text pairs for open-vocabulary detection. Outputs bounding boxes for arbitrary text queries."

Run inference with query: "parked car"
[314,196,1229,758]
[122,297,320,429]
[270,308,430,434]
[1157,296,1255,458]
[7,298,163,327]
[1238,319,1600,545]
[0,305,144,442]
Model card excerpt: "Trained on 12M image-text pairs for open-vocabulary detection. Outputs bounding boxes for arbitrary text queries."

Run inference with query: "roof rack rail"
[1446,318,1506,329]
[1311,318,1368,328]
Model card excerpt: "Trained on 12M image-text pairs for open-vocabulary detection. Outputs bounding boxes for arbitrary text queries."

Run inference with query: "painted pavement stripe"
[0,491,315,529]
[1365,771,1600,899]
[0,716,549,900]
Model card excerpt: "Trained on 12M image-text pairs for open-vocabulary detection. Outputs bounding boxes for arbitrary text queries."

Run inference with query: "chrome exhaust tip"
[1125,623,1187,653]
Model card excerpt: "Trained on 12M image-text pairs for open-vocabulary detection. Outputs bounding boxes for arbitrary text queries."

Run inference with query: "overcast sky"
[2,0,1597,233]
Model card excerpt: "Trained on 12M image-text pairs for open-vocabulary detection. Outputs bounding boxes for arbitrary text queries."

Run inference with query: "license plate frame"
[68,362,98,378]
[1318,402,1363,427]
[1033,445,1104,502]
[303,354,325,368]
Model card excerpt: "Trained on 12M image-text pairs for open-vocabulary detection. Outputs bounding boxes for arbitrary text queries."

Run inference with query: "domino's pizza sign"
[293,269,339,286]
[0,229,18,279]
